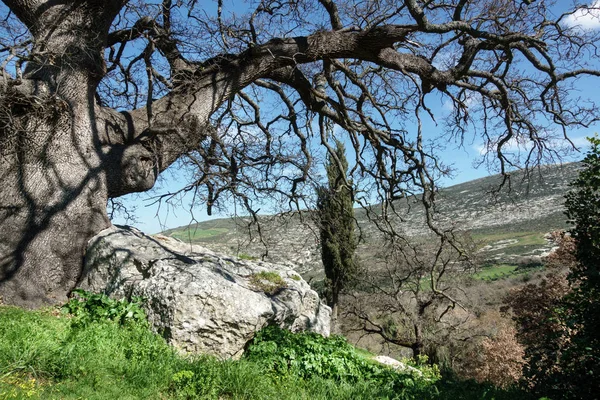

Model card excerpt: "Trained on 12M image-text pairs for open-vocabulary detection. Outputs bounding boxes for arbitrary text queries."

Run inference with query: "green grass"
[169,227,229,241]
[473,231,547,249]
[249,271,287,295]
[0,304,537,400]
[473,264,519,280]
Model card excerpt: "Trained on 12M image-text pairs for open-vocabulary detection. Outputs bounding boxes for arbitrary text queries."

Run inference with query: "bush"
[244,325,440,392]
[249,271,287,295]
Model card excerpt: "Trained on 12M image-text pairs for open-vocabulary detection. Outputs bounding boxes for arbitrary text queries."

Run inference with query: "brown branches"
[2,1,598,249]
[317,0,343,30]
[345,232,475,357]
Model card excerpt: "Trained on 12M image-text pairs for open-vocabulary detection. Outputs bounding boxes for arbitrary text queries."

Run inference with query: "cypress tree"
[317,140,357,322]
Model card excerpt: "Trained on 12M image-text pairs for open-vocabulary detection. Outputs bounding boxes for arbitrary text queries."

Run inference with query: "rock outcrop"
[78,225,330,359]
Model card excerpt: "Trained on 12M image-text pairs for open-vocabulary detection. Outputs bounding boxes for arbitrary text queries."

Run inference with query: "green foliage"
[317,139,358,311]
[557,136,600,398]
[0,304,178,399]
[168,361,221,399]
[238,253,258,261]
[244,325,440,393]
[249,271,287,295]
[61,289,147,327]
[510,138,600,399]
[0,304,538,399]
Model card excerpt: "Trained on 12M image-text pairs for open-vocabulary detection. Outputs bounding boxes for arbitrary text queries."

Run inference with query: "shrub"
[169,360,221,400]
[458,316,525,388]
[244,325,440,393]
[238,253,258,261]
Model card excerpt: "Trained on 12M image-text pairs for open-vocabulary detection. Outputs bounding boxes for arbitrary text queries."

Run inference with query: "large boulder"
[78,225,330,359]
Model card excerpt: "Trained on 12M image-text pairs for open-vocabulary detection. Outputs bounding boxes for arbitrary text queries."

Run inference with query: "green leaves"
[61,289,147,327]
[317,139,358,311]
[244,325,439,392]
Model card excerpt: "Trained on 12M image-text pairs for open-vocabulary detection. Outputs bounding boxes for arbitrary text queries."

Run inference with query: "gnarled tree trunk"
[0,1,124,307]
[0,0,208,306]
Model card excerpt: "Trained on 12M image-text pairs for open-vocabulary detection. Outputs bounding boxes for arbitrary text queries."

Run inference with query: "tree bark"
[0,0,126,307]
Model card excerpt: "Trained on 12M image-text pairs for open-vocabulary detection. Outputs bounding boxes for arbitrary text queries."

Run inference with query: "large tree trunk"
[0,0,236,307]
[0,1,125,307]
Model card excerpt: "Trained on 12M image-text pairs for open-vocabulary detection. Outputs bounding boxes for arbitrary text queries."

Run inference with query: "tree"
[506,139,600,398]
[317,138,357,322]
[1,0,600,307]
[347,232,477,358]
[454,311,525,389]
[504,272,571,393]
[560,136,600,398]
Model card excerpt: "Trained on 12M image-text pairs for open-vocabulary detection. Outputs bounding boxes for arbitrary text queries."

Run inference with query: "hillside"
[161,162,580,281]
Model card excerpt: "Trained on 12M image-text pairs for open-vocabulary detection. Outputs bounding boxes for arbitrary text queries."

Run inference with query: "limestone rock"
[78,225,330,359]
[373,355,423,376]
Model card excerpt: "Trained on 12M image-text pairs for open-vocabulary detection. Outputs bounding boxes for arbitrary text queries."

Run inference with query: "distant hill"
[160,162,581,282]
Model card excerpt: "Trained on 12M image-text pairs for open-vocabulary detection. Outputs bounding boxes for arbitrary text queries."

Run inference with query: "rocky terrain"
[80,226,330,358]
[161,162,580,282]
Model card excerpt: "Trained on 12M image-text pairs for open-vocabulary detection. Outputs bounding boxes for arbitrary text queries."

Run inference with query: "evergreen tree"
[560,136,600,398]
[512,138,600,398]
[317,140,357,321]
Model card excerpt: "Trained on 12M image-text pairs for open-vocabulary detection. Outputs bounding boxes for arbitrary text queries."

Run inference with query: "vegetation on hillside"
[503,137,600,399]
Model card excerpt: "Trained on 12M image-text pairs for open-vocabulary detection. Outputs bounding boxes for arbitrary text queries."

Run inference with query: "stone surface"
[373,355,422,376]
[78,225,330,359]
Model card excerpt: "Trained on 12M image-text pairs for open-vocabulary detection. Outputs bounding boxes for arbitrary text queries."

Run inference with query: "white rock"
[373,355,423,376]
[78,225,330,359]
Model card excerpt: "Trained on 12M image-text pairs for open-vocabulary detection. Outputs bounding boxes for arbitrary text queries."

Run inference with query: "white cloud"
[474,137,529,156]
[564,1,600,30]
[473,134,591,157]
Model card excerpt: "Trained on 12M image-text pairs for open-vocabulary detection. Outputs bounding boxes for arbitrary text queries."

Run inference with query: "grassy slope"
[0,305,535,400]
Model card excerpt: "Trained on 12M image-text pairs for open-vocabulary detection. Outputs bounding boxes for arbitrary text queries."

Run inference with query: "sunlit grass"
[473,231,547,249]
[473,264,519,280]
[0,305,535,399]
[169,227,229,241]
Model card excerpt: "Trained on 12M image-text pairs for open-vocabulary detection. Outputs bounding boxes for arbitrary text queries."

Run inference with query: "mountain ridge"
[160,162,581,280]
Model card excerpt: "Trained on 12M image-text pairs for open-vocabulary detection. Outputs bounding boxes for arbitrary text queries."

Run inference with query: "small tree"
[317,139,357,322]
[456,311,525,389]
[504,272,570,393]
[347,233,477,359]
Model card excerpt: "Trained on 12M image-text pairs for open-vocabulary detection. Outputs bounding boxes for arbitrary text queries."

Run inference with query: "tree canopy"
[1,0,600,306]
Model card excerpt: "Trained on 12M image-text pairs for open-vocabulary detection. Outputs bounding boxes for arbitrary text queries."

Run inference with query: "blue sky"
[111,1,600,234]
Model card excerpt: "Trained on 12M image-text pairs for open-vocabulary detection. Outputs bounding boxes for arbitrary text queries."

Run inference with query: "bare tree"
[346,232,476,358]
[1,0,599,307]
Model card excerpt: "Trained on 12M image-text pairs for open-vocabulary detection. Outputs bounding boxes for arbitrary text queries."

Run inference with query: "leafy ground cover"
[0,294,538,399]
